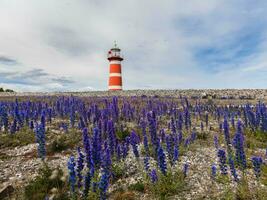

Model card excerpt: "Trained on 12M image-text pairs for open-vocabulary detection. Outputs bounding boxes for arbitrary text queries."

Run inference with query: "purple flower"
[183,163,189,177]
[223,117,231,145]
[214,135,219,149]
[99,170,109,200]
[251,156,263,178]
[150,169,158,183]
[233,132,247,170]
[228,154,238,181]
[35,123,46,160]
[67,155,76,193]
[130,130,139,158]
[76,147,84,188]
[211,164,216,179]
[157,145,167,175]
[217,149,227,175]
[144,156,150,172]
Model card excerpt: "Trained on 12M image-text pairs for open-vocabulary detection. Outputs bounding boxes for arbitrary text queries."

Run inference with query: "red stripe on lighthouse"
[109,76,122,85]
[109,64,122,73]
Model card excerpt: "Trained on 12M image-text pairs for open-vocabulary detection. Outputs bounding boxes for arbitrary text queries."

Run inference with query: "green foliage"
[236,177,252,200]
[116,129,130,141]
[111,163,125,182]
[217,187,235,200]
[261,164,267,186]
[48,135,70,153]
[246,130,267,149]
[128,182,145,192]
[216,175,231,184]
[47,131,81,154]
[147,170,187,200]
[0,128,35,148]
[196,131,208,141]
[24,164,68,200]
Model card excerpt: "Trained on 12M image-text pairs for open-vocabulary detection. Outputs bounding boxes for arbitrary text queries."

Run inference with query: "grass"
[47,129,81,154]
[245,130,267,149]
[24,164,68,200]
[111,163,125,183]
[128,182,145,192]
[147,170,187,200]
[0,128,35,148]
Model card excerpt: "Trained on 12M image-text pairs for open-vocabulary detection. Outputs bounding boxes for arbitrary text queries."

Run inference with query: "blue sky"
[0,0,267,91]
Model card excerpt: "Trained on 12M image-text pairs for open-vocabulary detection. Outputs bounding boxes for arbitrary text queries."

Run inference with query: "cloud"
[0,68,74,91]
[0,55,18,65]
[0,0,267,90]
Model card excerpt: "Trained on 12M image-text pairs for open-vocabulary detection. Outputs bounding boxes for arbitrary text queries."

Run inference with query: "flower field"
[0,93,267,200]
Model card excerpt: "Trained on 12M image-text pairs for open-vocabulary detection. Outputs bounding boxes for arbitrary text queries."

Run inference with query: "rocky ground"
[0,90,267,200]
[0,89,267,100]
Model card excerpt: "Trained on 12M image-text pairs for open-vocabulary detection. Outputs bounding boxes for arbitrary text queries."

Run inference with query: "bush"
[116,129,130,141]
[147,170,187,199]
[48,135,69,153]
[128,182,145,192]
[47,131,81,154]
[0,128,35,148]
[111,163,125,182]
[24,164,68,200]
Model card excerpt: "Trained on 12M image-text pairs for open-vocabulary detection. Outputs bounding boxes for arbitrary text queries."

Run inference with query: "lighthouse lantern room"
[108,42,123,90]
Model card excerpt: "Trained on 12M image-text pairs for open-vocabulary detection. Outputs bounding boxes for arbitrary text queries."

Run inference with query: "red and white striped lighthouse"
[107,42,123,90]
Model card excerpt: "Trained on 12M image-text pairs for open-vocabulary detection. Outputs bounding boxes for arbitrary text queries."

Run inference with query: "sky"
[0,0,267,92]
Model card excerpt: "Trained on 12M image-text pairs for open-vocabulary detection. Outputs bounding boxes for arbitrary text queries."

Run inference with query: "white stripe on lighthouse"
[109,73,122,77]
[108,85,122,90]
[110,60,121,64]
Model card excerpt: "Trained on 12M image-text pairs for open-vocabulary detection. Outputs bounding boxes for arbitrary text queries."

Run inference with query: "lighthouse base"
[108,85,122,90]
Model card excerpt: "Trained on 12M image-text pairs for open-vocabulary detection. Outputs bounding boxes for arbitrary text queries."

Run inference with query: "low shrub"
[24,164,68,200]
[147,170,187,199]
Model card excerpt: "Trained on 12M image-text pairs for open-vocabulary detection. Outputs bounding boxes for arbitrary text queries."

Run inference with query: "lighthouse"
[107,42,123,90]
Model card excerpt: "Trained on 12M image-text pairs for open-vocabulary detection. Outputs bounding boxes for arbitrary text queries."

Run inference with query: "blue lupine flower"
[237,119,243,134]
[150,169,158,183]
[214,135,219,149]
[70,105,75,128]
[82,128,90,166]
[107,120,116,155]
[102,141,112,172]
[83,169,93,198]
[251,156,263,178]
[228,154,238,182]
[211,164,216,179]
[165,135,173,165]
[157,145,167,175]
[183,163,189,177]
[223,117,231,145]
[144,156,150,172]
[130,130,139,158]
[35,123,46,159]
[217,149,227,175]
[233,132,247,170]
[92,127,102,167]
[201,122,204,132]
[67,155,76,193]
[99,170,109,200]
[76,147,84,188]
[173,143,179,164]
